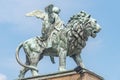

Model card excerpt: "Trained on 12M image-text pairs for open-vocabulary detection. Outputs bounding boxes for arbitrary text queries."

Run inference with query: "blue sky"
[0,0,120,80]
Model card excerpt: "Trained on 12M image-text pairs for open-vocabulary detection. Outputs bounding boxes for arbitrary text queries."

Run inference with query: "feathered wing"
[26,10,48,20]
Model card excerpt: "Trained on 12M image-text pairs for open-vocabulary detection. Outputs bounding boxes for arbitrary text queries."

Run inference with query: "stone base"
[21,69,103,80]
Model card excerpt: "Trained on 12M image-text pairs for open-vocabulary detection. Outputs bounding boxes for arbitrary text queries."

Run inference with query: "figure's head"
[52,7,61,14]
[45,4,60,14]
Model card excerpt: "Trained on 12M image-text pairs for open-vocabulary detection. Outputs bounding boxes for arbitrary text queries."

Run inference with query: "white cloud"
[0,74,7,80]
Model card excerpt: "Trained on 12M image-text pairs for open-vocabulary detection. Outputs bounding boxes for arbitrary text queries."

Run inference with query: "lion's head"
[77,11,101,39]
[66,11,101,50]
[84,17,101,38]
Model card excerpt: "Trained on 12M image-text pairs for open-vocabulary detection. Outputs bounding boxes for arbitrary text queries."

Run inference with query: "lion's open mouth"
[91,28,101,38]
[93,30,97,33]
[91,30,97,38]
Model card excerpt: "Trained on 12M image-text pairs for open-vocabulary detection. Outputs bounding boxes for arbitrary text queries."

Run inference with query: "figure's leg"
[71,54,85,68]
[59,48,67,71]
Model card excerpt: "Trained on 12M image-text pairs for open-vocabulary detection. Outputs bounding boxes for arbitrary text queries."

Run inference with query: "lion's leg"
[19,56,30,78]
[29,52,41,76]
[31,69,39,76]
[30,55,43,76]
[19,67,29,78]
[59,48,67,71]
[71,54,85,68]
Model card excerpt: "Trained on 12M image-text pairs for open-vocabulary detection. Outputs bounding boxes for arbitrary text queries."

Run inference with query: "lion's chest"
[67,38,86,56]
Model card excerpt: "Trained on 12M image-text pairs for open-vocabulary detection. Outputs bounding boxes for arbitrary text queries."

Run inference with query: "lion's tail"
[15,42,38,71]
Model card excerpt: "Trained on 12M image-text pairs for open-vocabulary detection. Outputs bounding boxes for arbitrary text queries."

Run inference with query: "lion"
[16,11,101,79]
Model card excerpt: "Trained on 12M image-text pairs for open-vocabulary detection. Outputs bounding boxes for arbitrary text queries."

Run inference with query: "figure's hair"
[52,7,61,14]
[45,4,60,14]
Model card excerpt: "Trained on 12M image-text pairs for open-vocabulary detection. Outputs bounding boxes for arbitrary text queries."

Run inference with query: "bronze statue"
[16,4,101,79]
